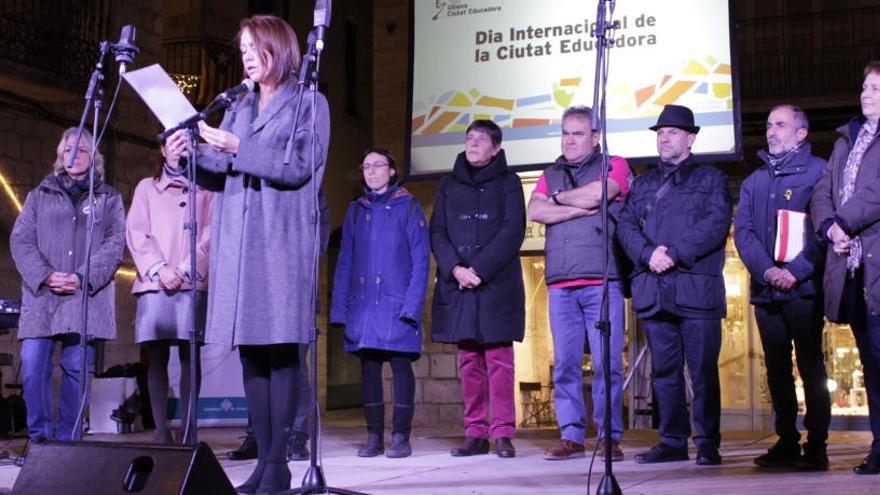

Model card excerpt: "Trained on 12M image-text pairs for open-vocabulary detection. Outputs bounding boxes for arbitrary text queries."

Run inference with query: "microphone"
[313,0,332,51]
[156,79,254,142]
[215,79,255,101]
[112,25,139,74]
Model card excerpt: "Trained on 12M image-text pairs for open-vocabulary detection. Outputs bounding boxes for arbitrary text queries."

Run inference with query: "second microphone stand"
[590,1,622,494]
[70,42,110,442]
[280,32,366,495]
[158,93,240,446]
[181,132,201,445]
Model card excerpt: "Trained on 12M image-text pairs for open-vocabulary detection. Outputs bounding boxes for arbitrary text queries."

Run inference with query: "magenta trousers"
[458,341,516,439]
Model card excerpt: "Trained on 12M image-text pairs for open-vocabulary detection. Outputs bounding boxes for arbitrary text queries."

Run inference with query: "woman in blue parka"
[330,147,430,458]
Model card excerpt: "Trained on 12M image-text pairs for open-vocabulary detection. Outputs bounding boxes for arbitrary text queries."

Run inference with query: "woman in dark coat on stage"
[330,147,429,459]
[812,60,880,475]
[11,127,126,442]
[430,119,526,459]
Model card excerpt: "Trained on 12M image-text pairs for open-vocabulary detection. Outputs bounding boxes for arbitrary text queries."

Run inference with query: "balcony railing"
[163,38,243,106]
[0,0,112,82]
[737,7,880,101]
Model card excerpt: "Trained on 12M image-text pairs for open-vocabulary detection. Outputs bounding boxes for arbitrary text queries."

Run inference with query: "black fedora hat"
[649,104,700,134]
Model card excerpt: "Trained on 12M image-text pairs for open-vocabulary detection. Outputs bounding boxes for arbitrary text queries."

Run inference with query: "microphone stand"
[590,1,622,494]
[70,42,111,441]
[157,95,238,446]
[280,30,365,495]
[181,139,200,446]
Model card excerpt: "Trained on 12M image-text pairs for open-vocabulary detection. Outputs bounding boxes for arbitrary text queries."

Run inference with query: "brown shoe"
[544,439,585,460]
[598,440,624,462]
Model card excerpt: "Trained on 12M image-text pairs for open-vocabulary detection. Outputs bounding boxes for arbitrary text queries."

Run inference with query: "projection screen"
[407,0,740,178]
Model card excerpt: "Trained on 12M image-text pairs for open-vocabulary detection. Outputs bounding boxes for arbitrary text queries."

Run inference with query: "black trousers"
[842,269,880,453]
[643,312,722,451]
[754,297,831,447]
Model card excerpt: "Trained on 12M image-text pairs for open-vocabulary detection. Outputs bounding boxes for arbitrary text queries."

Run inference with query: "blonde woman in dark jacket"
[10,127,126,442]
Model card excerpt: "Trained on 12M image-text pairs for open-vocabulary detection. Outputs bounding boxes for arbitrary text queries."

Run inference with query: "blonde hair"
[52,127,105,179]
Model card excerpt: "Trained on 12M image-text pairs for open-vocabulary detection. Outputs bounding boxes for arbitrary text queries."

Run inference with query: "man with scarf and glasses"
[734,105,830,470]
[528,105,632,462]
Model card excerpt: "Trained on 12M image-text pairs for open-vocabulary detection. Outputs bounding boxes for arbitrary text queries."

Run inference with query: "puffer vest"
[543,151,623,283]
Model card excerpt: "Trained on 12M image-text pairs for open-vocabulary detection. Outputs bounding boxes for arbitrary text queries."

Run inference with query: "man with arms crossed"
[529,105,632,461]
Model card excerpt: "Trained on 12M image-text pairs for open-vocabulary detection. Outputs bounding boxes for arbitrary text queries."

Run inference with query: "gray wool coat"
[10,174,126,340]
[197,81,330,346]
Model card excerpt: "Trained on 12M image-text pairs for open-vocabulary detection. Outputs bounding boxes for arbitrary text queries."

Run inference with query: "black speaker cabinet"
[12,440,236,494]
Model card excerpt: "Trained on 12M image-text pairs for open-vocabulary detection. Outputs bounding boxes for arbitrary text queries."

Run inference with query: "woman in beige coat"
[126,141,213,444]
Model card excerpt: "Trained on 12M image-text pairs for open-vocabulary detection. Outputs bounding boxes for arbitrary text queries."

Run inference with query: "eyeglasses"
[360,162,389,171]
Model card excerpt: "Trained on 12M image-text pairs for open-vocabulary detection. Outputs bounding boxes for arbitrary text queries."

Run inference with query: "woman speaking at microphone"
[166,14,330,494]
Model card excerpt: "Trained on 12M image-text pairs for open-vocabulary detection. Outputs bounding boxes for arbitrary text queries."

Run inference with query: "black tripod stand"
[69,30,137,441]
[157,83,248,446]
[280,4,367,493]
[590,1,622,494]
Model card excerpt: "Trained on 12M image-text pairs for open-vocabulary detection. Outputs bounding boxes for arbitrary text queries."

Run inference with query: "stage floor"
[1,409,879,494]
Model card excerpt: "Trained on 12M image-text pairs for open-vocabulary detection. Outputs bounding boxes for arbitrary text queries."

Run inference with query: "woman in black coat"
[430,120,526,458]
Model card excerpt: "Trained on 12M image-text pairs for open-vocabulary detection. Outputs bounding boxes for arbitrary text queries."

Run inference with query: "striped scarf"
[767,141,802,170]
[841,120,877,273]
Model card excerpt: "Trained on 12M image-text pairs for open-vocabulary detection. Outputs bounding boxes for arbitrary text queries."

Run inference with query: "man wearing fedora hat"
[617,104,732,465]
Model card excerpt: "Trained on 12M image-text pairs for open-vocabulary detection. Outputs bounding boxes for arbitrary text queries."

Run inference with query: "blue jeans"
[20,334,94,441]
[549,282,625,444]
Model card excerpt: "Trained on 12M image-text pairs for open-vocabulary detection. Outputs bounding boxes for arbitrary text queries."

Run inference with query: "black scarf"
[56,173,94,205]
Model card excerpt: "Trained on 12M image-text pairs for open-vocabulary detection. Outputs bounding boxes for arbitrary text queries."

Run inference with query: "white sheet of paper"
[122,63,197,130]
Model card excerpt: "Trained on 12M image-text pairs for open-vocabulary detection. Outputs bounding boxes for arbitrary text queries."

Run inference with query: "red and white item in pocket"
[774,209,806,263]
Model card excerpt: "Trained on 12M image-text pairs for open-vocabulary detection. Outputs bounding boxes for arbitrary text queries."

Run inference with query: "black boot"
[796,442,828,471]
[357,403,385,457]
[451,437,490,456]
[228,431,259,461]
[255,459,291,495]
[754,440,800,468]
[386,433,412,458]
[386,404,413,458]
[287,431,309,461]
[854,451,880,475]
[234,458,265,495]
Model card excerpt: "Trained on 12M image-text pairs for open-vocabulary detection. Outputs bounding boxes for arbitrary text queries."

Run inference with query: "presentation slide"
[408,0,740,177]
